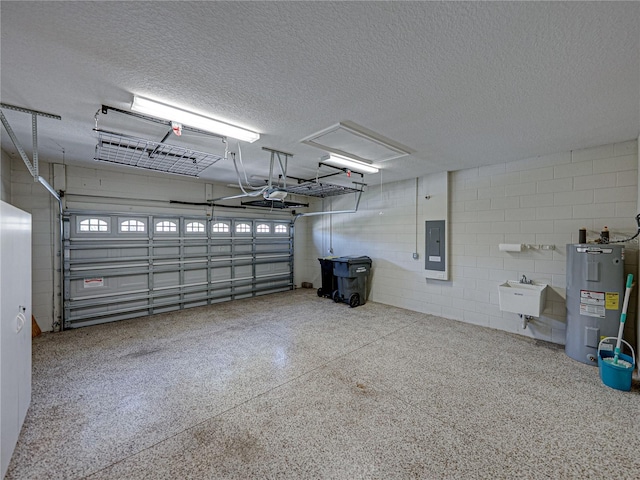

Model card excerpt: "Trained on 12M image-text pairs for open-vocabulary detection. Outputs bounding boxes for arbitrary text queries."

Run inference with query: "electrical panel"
[425,220,446,279]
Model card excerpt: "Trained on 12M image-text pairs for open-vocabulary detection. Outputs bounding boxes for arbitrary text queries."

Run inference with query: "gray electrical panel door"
[63,211,293,328]
[565,244,624,365]
[425,220,445,272]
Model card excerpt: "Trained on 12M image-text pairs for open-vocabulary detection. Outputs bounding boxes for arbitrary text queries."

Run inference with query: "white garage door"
[63,211,293,328]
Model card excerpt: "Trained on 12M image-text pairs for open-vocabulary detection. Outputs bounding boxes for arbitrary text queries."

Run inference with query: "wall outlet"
[412,252,419,260]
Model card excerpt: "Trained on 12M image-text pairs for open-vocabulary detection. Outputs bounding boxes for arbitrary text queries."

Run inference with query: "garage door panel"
[183,300,208,309]
[118,247,149,257]
[154,271,179,288]
[64,212,293,328]
[184,245,207,255]
[211,266,231,280]
[233,265,252,277]
[184,269,207,284]
[272,263,291,274]
[69,273,149,299]
[153,305,180,315]
[255,264,275,275]
[154,246,180,256]
[69,298,150,321]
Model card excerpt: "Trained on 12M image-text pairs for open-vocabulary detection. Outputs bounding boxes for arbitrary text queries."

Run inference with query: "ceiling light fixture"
[321,154,379,174]
[131,95,260,143]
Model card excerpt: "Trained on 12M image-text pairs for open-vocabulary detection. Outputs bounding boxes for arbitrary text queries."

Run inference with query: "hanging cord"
[237,141,250,186]
[378,170,384,215]
[231,152,267,197]
[415,177,419,253]
[231,142,266,191]
[329,197,333,253]
[609,213,640,243]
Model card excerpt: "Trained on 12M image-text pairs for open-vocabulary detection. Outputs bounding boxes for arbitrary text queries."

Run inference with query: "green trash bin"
[332,256,372,307]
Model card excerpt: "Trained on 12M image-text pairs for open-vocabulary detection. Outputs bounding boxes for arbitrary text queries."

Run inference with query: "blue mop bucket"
[598,337,636,391]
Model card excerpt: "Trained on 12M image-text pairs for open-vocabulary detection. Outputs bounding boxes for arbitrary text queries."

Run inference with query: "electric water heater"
[565,244,625,365]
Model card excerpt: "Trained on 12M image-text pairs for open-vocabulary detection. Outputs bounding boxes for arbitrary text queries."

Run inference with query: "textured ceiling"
[1,1,639,187]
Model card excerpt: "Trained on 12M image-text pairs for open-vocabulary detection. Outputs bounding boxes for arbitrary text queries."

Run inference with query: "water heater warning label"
[605,292,619,310]
[580,290,605,318]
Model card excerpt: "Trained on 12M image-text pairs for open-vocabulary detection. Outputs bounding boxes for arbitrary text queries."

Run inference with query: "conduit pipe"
[38,176,64,331]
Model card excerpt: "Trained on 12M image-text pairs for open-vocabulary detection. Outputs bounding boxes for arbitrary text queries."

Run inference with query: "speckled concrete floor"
[6,289,640,479]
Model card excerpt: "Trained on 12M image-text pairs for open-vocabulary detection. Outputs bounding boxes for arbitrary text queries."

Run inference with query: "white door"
[0,201,32,478]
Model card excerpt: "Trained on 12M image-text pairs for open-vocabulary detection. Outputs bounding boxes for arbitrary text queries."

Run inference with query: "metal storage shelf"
[285,181,361,198]
[94,129,224,177]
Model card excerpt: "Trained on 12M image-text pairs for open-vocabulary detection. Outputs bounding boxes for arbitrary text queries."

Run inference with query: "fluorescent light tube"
[321,154,379,174]
[131,95,260,143]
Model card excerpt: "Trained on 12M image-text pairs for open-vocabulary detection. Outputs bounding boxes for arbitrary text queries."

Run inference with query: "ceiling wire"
[329,196,333,253]
[236,142,262,189]
[415,177,419,254]
[49,139,66,164]
[231,151,267,198]
[379,170,384,215]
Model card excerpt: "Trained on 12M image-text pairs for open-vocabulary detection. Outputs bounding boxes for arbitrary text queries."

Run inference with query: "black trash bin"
[317,257,338,298]
[332,256,372,307]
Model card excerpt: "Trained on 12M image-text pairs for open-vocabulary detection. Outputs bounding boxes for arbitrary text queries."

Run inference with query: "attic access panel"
[301,121,411,164]
[94,129,223,177]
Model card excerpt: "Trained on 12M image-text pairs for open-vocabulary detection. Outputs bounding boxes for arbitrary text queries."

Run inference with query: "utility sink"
[498,281,548,317]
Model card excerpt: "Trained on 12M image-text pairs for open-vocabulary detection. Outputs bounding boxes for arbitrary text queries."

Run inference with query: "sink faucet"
[520,275,532,284]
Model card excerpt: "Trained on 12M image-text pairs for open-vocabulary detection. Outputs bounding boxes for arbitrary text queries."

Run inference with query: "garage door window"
[256,223,270,233]
[235,223,251,233]
[79,218,109,232]
[120,219,146,232]
[155,220,177,233]
[186,221,205,233]
[212,222,230,234]
[275,224,288,234]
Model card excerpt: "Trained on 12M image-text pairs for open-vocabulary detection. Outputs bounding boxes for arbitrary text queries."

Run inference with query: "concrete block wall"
[8,158,58,332]
[61,163,306,218]
[64,164,248,214]
[291,196,322,291]
[449,140,638,345]
[308,176,438,313]
[307,140,639,346]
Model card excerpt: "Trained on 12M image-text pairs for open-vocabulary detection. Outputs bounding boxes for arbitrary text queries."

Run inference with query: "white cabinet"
[0,201,32,478]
